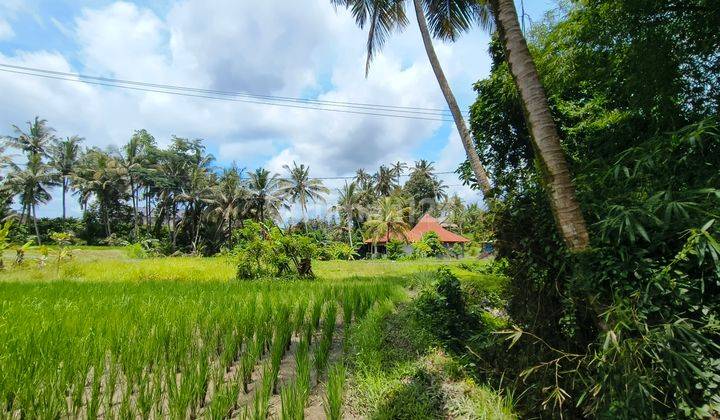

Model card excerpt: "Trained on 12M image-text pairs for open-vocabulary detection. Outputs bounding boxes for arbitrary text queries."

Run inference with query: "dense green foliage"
[233,221,318,279]
[1,122,484,257]
[458,1,720,417]
[414,267,477,345]
[346,265,515,419]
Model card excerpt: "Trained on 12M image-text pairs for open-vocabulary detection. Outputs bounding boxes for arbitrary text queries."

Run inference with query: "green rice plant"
[295,338,310,393]
[270,319,293,393]
[103,358,120,416]
[313,336,332,384]
[304,319,315,346]
[118,383,133,419]
[295,337,311,412]
[252,362,273,420]
[86,365,102,420]
[341,292,354,353]
[280,380,304,420]
[67,371,85,417]
[136,372,156,418]
[293,299,308,335]
[0,267,405,418]
[323,362,346,420]
[310,299,323,330]
[342,293,354,328]
[240,338,259,393]
[322,302,337,344]
[270,335,285,394]
[207,370,241,420]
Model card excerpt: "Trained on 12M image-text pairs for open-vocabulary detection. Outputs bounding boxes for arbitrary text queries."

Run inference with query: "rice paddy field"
[0,249,511,419]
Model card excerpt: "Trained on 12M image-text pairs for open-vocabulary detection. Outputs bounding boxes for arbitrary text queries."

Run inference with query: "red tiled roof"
[364,214,470,244]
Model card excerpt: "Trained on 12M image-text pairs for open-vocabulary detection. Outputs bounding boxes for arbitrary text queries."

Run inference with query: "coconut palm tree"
[333,0,589,250]
[73,149,127,237]
[115,133,148,240]
[413,159,436,178]
[354,168,373,189]
[332,181,365,246]
[210,165,248,246]
[374,165,398,196]
[391,161,407,184]
[4,154,58,244]
[330,0,492,196]
[50,136,83,220]
[484,0,589,250]
[280,162,329,230]
[247,168,285,223]
[176,167,214,253]
[441,194,466,233]
[363,196,411,255]
[150,149,185,242]
[5,117,55,159]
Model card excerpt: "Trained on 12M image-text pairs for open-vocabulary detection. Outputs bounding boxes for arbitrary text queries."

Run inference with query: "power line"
[236,170,458,181]
[0,63,472,121]
[0,67,453,122]
[0,63,467,117]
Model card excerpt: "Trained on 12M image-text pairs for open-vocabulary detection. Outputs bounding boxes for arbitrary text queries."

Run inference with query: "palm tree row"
[1,118,463,252]
[336,158,449,248]
[0,121,331,251]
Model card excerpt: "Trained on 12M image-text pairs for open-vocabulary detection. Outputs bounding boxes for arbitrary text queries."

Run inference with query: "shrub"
[327,242,359,260]
[233,221,319,280]
[420,232,445,257]
[386,240,405,260]
[411,241,431,258]
[414,267,477,344]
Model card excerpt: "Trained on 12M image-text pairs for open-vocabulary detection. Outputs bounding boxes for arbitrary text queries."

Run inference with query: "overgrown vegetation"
[457,1,720,417]
[344,266,515,419]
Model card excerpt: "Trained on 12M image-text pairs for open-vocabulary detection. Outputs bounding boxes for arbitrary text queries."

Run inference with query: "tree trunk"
[490,0,589,251]
[130,181,139,241]
[347,221,354,248]
[62,178,67,220]
[301,203,308,233]
[32,204,41,245]
[145,188,150,228]
[102,199,112,237]
[412,0,492,196]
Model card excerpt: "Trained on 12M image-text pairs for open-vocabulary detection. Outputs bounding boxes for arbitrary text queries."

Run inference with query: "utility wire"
[0,63,473,121]
[0,67,453,122]
[236,171,458,181]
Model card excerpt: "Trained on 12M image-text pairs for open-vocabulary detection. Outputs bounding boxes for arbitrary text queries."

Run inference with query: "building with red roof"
[364,213,470,245]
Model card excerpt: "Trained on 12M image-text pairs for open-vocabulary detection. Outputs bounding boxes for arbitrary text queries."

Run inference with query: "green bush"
[386,240,405,260]
[233,221,318,279]
[411,241,431,258]
[420,232,445,257]
[414,267,477,345]
[329,242,358,260]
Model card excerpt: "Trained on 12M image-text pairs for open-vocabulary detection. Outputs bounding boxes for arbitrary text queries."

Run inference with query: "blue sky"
[0,0,556,218]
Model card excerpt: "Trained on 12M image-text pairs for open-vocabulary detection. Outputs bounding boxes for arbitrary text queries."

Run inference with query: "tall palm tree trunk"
[130,182,139,240]
[301,201,308,233]
[490,0,589,251]
[347,221,354,248]
[145,188,151,228]
[412,0,492,195]
[32,203,41,245]
[103,202,112,237]
[62,178,67,220]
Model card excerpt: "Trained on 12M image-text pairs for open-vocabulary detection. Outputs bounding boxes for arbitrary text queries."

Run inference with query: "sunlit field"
[0,249,509,418]
[0,247,477,283]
